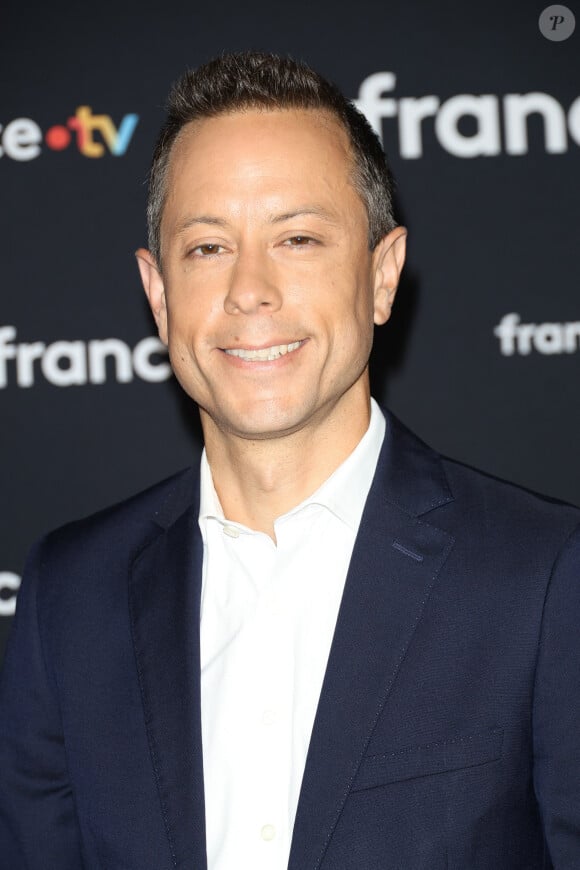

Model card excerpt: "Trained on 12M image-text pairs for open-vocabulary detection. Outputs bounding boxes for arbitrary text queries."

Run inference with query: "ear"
[135,248,168,345]
[371,226,407,325]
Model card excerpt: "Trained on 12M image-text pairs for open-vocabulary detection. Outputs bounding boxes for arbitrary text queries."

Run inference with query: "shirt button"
[260,824,276,841]
[262,709,277,726]
[222,525,240,538]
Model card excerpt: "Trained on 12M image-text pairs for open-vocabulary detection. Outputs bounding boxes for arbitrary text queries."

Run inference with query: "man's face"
[139,108,405,442]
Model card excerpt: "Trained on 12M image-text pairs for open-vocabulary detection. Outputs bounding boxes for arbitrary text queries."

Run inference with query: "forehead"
[163,107,357,203]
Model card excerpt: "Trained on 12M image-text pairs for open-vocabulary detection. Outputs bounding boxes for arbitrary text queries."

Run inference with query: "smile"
[223,341,303,361]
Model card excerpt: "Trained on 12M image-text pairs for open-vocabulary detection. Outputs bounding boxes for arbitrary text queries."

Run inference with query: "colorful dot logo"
[45,125,72,151]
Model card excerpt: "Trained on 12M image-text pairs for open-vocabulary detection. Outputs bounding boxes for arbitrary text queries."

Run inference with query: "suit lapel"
[129,470,207,870]
[288,412,455,870]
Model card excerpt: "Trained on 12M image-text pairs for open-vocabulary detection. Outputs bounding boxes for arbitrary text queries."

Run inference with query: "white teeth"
[225,341,302,361]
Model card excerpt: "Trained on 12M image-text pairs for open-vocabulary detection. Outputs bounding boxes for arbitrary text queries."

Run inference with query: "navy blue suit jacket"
[1,411,580,869]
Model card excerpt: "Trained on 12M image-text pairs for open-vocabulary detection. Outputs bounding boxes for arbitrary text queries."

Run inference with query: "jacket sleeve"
[533,522,580,868]
[0,540,84,869]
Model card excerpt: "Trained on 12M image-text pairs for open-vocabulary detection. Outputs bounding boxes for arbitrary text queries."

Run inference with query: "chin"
[212,400,314,441]
[229,416,307,441]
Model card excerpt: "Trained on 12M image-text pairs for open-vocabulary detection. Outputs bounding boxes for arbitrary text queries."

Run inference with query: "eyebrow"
[175,215,228,234]
[269,206,338,225]
[174,206,338,236]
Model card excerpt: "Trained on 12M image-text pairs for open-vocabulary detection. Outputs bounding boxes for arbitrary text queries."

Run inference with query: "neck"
[201,390,372,539]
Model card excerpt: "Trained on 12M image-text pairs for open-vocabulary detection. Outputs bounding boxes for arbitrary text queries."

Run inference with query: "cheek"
[167,341,188,371]
[165,312,201,370]
[326,271,375,334]
[165,283,219,339]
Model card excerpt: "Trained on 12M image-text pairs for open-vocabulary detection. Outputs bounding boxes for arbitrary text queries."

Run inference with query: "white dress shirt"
[199,399,386,870]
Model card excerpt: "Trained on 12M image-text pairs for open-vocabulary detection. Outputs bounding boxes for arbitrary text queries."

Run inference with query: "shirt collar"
[199,398,386,533]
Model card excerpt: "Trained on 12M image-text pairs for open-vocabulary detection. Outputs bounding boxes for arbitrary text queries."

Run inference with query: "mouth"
[223,340,304,362]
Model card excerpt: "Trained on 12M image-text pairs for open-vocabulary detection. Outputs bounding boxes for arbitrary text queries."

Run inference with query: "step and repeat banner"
[1,0,579,661]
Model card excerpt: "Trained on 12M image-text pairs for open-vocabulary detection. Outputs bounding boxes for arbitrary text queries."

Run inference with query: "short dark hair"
[147,51,397,265]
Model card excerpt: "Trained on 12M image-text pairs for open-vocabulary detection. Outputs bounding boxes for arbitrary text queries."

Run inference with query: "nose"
[223,246,282,315]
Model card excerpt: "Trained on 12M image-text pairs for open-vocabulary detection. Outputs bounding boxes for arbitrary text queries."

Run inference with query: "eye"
[190,243,225,257]
[283,235,317,247]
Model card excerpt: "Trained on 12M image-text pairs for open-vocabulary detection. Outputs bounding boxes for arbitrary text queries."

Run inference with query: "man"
[0,51,579,870]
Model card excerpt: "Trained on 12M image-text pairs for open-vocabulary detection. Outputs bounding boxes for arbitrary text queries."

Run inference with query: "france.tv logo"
[0,107,139,161]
